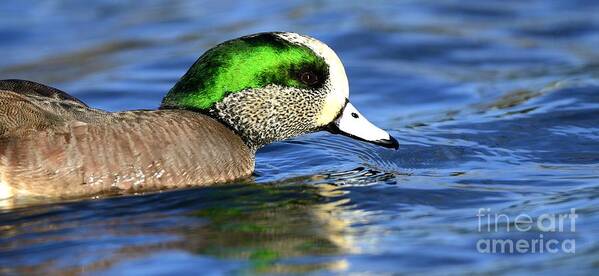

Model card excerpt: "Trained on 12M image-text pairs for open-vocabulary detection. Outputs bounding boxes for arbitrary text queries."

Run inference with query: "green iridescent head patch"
[161,33,328,110]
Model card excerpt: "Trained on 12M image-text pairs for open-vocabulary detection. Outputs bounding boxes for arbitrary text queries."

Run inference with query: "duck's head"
[161,32,398,150]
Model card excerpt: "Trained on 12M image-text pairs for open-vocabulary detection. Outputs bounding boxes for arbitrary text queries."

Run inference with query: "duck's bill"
[327,102,399,150]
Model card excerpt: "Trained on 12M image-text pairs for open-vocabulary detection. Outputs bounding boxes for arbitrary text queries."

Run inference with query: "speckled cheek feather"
[213,84,326,149]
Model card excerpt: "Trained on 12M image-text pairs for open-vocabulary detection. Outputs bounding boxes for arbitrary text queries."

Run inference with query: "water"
[1,0,599,274]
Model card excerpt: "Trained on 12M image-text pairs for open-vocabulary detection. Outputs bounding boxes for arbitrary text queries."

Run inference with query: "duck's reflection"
[0,180,358,274]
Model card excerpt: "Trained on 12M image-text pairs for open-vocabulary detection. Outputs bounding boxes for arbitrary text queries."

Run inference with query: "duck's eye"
[300,71,319,86]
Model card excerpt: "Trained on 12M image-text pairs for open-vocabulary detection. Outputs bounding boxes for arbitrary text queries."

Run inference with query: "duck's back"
[0,80,111,138]
[0,80,254,198]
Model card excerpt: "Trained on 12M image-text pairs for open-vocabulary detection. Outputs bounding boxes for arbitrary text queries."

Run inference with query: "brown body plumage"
[0,80,254,198]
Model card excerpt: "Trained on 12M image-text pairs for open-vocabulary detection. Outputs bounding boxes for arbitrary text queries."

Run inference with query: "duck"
[0,32,398,199]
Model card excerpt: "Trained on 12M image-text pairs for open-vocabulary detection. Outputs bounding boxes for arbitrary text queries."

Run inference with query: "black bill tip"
[374,136,399,150]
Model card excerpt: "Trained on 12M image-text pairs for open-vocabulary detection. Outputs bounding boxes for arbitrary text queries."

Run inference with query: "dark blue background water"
[1,0,599,274]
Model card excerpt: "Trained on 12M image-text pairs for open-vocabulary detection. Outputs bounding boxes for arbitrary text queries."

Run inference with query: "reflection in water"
[183,184,354,274]
[0,182,357,274]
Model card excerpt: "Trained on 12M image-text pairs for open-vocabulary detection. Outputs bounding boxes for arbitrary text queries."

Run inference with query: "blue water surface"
[1,0,599,274]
